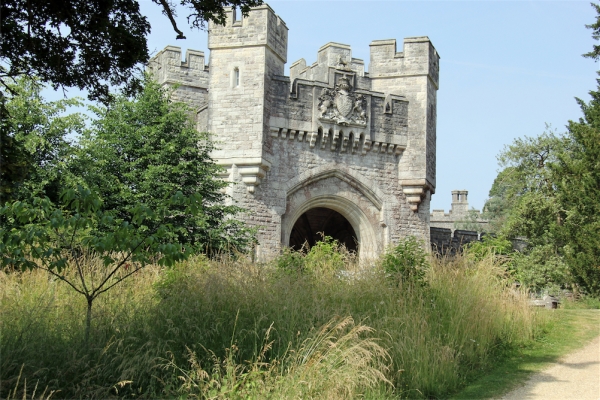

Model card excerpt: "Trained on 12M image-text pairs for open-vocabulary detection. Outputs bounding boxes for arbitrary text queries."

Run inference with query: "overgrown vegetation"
[0,241,545,399]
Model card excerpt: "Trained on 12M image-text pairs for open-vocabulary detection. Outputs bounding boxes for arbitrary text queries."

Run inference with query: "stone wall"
[147,3,439,261]
[430,190,489,232]
[430,227,481,255]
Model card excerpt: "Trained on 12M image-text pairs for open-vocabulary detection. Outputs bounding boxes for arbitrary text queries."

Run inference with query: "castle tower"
[369,38,440,212]
[207,5,288,192]
[451,190,469,215]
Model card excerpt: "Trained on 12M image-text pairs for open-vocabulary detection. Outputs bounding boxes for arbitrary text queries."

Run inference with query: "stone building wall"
[147,3,439,261]
[430,190,488,233]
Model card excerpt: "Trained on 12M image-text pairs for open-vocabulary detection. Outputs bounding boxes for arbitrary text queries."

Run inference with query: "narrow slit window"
[234,68,240,87]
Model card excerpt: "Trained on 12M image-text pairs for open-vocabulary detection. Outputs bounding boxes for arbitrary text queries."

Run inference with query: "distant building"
[430,190,488,233]
[429,190,488,254]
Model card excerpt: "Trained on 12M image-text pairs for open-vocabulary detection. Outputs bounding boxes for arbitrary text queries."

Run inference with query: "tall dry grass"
[0,248,546,399]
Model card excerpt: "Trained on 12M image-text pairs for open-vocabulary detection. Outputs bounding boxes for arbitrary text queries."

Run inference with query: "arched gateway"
[148,4,439,261]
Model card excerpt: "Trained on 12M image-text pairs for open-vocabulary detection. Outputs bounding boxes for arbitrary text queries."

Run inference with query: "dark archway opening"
[289,207,358,252]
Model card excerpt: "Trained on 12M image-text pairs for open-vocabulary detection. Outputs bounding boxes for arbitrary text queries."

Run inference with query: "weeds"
[0,242,545,398]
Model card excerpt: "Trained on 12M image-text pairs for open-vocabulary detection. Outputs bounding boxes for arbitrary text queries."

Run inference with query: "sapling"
[0,185,198,342]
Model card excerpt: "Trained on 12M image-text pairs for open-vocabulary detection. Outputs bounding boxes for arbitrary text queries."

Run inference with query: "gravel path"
[500,335,600,400]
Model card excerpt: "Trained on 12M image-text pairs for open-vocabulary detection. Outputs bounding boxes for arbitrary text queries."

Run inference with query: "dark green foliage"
[0,78,85,204]
[482,129,565,239]
[381,236,429,284]
[275,235,349,275]
[467,235,513,261]
[479,3,600,295]
[0,0,262,102]
[583,2,600,61]
[481,130,571,292]
[551,93,600,294]
[1,0,150,102]
[512,245,571,294]
[70,77,254,254]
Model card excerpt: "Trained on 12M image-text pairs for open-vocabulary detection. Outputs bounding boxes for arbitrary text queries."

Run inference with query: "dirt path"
[500,335,600,400]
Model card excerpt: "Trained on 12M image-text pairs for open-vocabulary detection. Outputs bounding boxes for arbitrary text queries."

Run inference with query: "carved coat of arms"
[318,76,367,126]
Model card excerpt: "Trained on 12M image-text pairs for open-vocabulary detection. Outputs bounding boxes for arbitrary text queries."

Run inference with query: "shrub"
[381,236,429,284]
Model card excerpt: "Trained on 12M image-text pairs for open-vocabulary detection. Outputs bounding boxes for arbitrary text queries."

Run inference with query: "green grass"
[449,309,600,399]
[1,245,548,399]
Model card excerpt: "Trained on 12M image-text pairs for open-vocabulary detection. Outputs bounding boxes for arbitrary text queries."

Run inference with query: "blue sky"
[47,1,598,212]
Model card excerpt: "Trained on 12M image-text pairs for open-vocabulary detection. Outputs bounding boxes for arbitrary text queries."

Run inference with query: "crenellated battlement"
[290,42,366,86]
[208,4,288,64]
[369,37,440,89]
[147,46,209,89]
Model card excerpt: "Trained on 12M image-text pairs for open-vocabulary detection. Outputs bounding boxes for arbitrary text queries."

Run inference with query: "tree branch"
[154,0,187,39]
[94,265,146,297]
[38,265,87,297]
[91,229,156,298]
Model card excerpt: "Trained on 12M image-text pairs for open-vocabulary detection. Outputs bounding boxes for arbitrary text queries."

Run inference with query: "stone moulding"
[270,125,407,156]
[400,179,435,212]
[216,157,272,193]
[284,166,384,211]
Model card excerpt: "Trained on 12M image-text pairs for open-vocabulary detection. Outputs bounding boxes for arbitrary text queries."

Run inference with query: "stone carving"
[318,76,367,126]
[335,55,352,71]
[318,88,335,118]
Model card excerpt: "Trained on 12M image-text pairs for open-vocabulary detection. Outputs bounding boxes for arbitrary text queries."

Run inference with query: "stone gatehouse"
[148,4,439,261]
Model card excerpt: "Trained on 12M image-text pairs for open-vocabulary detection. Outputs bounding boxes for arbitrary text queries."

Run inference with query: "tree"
[69,77,253,254]
[1,0,262,102]
[0,77,85,204]
[479,3,600,295]
[482,128,565,241]
[0,77,255,341]
[0,186,198,341]
[551,81,600,294]
[454,208,487,232]
[482,130,571,292]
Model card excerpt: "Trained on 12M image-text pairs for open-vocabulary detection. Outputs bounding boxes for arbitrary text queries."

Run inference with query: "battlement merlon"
[369,37,440,89]
[147,46,209,89]
[289,42,366,85]
[208,4,288,65]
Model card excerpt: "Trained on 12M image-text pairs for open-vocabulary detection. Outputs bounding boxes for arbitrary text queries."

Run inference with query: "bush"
[274,235,353,276]
[381,236,429,284]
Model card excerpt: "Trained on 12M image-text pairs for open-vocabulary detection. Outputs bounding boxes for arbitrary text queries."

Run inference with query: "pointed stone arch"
[282,165,384,260]
[284,165,385,210]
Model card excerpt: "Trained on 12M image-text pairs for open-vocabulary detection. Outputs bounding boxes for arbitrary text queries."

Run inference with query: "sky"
[50,0,600,212]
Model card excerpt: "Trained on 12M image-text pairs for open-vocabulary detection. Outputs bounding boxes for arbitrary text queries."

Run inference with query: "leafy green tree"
[482,130,570,292]
[482,129,566,243]
[479,3,600,295]
[0,186,199,341]
[0,78,85,204]
[1,0,262,102]
[69,77,253,254]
